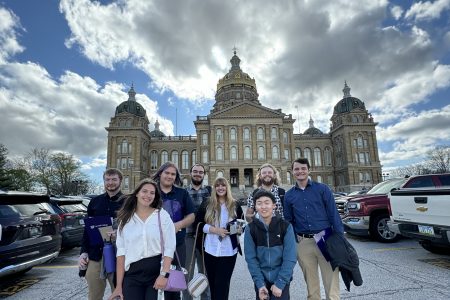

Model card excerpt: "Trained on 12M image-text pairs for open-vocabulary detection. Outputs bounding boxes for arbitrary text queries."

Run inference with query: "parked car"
[49,197,87,249]
[347,190,368,197]
[0,191,62,278]
[342,174,450,243]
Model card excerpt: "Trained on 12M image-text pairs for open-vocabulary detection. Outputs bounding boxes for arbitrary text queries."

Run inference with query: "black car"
[0,191,62,278]
[49,197,87,249]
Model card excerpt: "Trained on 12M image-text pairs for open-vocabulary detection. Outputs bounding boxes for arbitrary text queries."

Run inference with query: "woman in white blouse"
[109,179,176,300]
[195,177,244,300]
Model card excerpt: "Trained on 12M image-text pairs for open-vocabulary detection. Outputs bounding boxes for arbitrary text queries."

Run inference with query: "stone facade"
[106,52,382,194]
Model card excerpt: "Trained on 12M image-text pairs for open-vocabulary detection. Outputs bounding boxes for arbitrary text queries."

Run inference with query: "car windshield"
[0,203,53,218]
[366,178,408,195]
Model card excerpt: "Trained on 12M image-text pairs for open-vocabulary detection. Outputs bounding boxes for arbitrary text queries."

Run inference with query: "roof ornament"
[309,114,315,128]
[155,119,160,131]
[343,81,351,98]
[230,46,241,71]
[128,83,136,101]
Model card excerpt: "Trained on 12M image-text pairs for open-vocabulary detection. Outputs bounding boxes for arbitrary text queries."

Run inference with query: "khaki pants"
[296,237,340,300]
[85,259,114,300]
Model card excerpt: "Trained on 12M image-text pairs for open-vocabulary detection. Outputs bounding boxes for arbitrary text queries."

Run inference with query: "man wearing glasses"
[79,168,124,300]
[184,163,211,300]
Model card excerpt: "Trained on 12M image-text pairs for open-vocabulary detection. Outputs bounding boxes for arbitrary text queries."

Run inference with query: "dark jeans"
[204,252,237,300]
[164,243,187,300]
[123,255,161,300]
[254,282,290,300]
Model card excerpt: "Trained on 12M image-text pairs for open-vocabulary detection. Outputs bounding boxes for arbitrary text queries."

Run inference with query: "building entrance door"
[230,169,239,187]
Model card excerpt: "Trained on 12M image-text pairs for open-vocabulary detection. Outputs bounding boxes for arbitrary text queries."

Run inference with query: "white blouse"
[116,209,176,271]
[203,203,237,257]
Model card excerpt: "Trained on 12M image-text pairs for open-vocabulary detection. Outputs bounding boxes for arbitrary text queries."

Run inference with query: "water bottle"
[103,240,116,273]
[79,253,88,277]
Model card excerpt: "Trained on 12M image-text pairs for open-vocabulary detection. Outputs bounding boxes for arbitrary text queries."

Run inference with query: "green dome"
[333,82,366,114]
[115,85,146,117]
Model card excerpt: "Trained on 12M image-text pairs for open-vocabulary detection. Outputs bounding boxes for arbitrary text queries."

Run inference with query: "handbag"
[187,222,209,297]
[157,211,188,292]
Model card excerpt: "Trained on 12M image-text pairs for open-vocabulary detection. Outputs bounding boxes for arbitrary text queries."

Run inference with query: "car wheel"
[370,214,400,243]
[420,241,450,255]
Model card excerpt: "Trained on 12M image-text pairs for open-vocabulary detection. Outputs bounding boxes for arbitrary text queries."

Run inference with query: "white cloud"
[390,5,404,20]
[81,156,107,171]
[0,7,24,64]
[405,0,450,21]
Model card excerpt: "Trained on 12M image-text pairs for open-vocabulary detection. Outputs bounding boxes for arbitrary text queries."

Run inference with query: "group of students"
[79,158,349,300]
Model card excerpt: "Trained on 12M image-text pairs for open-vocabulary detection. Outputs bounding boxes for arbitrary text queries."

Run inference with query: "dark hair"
[291,158,310,170]
[152,161,182,186]
[253,190,276,204]
[103,168,123,181]
[117,178,162,232]
[190,163,205,173]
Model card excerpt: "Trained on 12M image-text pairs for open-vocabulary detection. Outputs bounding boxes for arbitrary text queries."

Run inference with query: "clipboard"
[83,216,113,246]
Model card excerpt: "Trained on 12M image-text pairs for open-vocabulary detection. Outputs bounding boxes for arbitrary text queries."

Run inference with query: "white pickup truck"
[388,188,450,254]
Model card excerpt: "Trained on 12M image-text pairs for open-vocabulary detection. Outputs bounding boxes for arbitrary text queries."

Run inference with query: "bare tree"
[389,163,431,178]
[26,148,54,194]
[426,145,450,174]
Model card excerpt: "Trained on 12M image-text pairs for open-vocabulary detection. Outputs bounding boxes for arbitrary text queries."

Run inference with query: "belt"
[297,233,315,238]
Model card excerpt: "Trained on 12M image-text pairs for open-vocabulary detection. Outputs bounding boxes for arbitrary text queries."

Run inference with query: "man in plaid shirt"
[246,163,286,222]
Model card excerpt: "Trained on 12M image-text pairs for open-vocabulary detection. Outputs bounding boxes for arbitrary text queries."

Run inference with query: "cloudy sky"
[1,0,449,183]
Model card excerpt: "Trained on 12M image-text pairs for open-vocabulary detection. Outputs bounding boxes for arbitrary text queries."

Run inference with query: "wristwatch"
[160,271,170,278]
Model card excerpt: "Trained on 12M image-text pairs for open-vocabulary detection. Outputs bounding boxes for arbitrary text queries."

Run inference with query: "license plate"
[79,219,85,225]
[418,225,434,235]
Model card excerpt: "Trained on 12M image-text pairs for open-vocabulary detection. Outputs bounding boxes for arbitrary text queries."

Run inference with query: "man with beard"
[245,163,285,222]
[152,162,195,300]
[79,168,124,300]
[184,163,211,300]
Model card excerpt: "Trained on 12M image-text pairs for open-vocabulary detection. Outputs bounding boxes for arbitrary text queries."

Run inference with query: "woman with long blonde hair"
[194,177,244,300]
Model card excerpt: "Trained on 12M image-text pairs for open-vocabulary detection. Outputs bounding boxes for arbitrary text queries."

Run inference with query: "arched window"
[324,147,332,166]
[317,175,323,183]
[191,150,197,165]
[202,150,208,163]
[357,136,363,148]
[202,133,208,145]
[295,147,301,159]
[216,128,223,141]
[365,172,371,182]
[230,146,237,160]
[272,146,279,159]
[161,151,168,164]
[230,128,237,141]
[286,172,291,185]
[304,148,312,163]
[314,147,322,166]
[284,149,289,160]
[216,147,223,160]
[257,127,264,140]
[271,127,278,140]
[243,128,250,141]
[244,146,251,159]
[283,131,288,143]
[121,140,128,154]
[181,150,189,169]
[150,151,158,170]
[171,151,179,167]
[117,144,121,153]
[258,146,265,160]
[217,171,224,178]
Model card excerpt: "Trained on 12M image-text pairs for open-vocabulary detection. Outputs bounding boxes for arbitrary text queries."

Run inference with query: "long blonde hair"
[205,177,236,225]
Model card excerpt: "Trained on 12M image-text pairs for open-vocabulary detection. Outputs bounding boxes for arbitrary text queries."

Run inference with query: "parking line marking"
[373,247,421,252]
[34,265,78,269]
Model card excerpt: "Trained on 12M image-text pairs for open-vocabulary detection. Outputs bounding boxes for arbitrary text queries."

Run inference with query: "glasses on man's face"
[192,170,204,175]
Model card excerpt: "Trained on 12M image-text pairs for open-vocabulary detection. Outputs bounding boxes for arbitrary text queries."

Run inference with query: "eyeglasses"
[192,170,204,175]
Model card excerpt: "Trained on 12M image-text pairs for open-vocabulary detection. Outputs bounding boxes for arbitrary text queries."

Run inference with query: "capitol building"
[106,51,382,194]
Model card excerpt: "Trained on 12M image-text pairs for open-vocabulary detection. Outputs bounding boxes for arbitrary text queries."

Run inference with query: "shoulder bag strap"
[188,222,202,274]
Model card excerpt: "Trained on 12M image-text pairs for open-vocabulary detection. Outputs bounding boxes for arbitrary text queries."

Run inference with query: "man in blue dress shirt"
[284,158,344,300]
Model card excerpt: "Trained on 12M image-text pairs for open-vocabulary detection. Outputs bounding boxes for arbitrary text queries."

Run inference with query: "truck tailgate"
[389,189,450,227]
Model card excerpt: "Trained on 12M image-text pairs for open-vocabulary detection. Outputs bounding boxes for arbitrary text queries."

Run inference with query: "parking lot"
[1,233,449,300]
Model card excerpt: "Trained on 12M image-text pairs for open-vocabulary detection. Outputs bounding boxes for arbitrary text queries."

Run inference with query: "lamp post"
[295,105,300,134]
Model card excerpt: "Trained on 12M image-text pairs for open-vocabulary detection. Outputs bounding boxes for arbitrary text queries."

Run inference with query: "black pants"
[123,255,161,300]
[164,242,187,300]
[254,282,290,300]
[204,252,237,300]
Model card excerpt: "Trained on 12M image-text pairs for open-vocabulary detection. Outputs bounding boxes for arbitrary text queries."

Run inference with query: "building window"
[324,147,332,166]
[116,158,120,169]
[357,136,363,148]
[192,150,197,165]
[181,150,189,169]
[272,146,279,159]
[314,148,322,167]
[230,128,237,141]
[171,151,178,167]
[230,146,237,160]
[202,150,208,163]
[121,157,127,169]
[216,147,224,160]
[284,149,289,160]
[304,148,312,163]
[243,127,250,141]
[363,139,368,148]
[216,128,223,141]
[295,147,301,159]
[287,172,291,184]
[283,131,288,143]
[258,146,265,160]
[202,133,208,145]
[317,175,323,183]
[328,175,333,186]
[161,151,168,164]
[257,127,264,140]
[117,144,121,153]
[217,170,224,178]
[124,177,129,189]
[121,140,128,154]
[150,151,158,170]
[244,146,251,160]
[271,127,277,140]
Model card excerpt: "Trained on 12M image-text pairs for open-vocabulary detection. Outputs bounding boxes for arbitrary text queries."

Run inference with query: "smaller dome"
[333,82,366,115]
[150,120,165,138]
[115,85,146,117]
[303,115,323,135]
